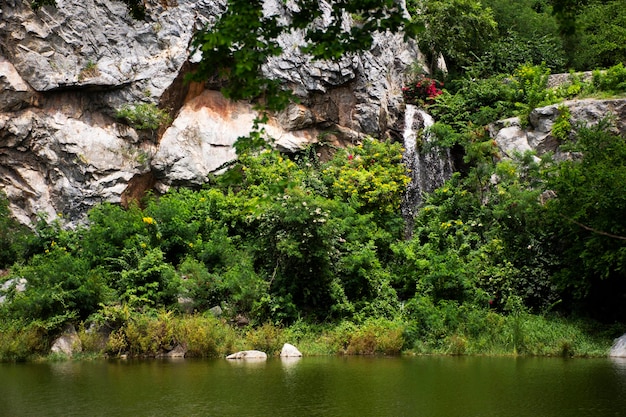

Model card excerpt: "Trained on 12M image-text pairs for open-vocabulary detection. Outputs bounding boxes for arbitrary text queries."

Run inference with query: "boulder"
[226,350,268,360]
[279,343,302,357]
[157,344,187,358]
[50,325,82,357]
[208,306,223,317]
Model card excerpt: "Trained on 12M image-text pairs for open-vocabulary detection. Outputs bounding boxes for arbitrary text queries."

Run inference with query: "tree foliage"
[408,0,497,75]
[191,0,419,111]
[545,121,626,320]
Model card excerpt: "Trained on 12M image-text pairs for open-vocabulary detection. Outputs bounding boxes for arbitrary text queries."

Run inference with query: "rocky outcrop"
[0,0,422,225]
[490,98,626,160]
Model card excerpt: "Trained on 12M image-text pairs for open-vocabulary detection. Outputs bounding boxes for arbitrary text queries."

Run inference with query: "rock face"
[490,98,626,160]
[0,0,422,225]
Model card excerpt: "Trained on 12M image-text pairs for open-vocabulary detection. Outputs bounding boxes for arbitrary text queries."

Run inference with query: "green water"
[1,356,625,416]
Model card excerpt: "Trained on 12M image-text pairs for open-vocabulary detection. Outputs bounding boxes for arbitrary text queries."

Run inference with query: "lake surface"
[1,356,625,417]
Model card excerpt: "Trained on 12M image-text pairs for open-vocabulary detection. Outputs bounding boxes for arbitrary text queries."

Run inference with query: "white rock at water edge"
[50,325,82,357]
[280,343,302,357]
[226,350,268,360]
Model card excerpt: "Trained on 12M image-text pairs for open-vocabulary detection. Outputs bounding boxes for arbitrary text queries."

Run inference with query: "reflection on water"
[1,356,625,417]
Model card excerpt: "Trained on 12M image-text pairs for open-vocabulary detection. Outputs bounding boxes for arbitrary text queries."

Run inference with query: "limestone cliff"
[0,0,422,225]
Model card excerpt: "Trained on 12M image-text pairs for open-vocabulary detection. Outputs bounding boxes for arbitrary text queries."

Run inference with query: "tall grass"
[0,312,615,361]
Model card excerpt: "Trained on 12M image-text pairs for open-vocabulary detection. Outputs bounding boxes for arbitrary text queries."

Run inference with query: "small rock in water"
[226,350,267,360]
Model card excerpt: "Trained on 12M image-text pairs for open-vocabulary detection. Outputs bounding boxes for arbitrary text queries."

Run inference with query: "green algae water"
[1,356,625,417]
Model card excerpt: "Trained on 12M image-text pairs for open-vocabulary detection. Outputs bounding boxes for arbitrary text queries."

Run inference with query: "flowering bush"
[402,75,444,105]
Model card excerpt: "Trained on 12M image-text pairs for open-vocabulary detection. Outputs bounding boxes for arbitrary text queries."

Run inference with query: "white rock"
[50,325,82,357]
[279,343,302,357]
[226,350,268,360]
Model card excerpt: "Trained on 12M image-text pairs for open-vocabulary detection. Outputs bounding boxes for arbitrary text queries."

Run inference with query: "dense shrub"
[0,193,33,269]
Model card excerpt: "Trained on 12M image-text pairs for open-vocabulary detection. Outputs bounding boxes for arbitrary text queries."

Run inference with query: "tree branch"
[560,214,626,241]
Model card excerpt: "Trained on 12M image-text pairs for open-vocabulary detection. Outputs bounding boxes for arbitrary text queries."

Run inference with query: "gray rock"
[177,296,194,314]
[157,344,187,358]
[226,350,268,360]
[490,99,626,160]
[209,305,223,317]
[50,325,82,357]
[0,277,27,304]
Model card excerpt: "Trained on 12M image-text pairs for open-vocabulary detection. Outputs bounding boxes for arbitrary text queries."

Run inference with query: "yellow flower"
[142,217,155,225]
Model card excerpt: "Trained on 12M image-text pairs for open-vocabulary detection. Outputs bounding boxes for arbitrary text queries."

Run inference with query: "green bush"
[116,103,171,131]
[592,63,626,94]
[0,193,33,268]
[3,249,109,324]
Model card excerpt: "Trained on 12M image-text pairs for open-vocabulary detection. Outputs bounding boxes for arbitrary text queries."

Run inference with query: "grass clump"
[116,103,171,131]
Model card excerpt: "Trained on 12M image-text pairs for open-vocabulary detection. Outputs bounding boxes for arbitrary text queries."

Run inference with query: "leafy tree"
[408,0,497,75]
[0,193,34,269]
[568,0,626,69]
[191,0,419,111]
[484,0,559,39]
[545,121,626,321]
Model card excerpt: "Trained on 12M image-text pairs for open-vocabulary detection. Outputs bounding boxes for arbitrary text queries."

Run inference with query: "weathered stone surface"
[279,343,302,357]
[0,0,423,225]
[51,325,82,357]
[0,56,39,111]
[0,103,154,225]
[490,99,626,160]
[0,0,216,101]
[226,350,268,360]
[152,90,317,186]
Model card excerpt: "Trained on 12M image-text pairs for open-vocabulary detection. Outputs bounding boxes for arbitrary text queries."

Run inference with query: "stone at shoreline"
[226,350,267,360]
[50,325,82,357]
[280,343,302,357]
[156,344,187,358]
